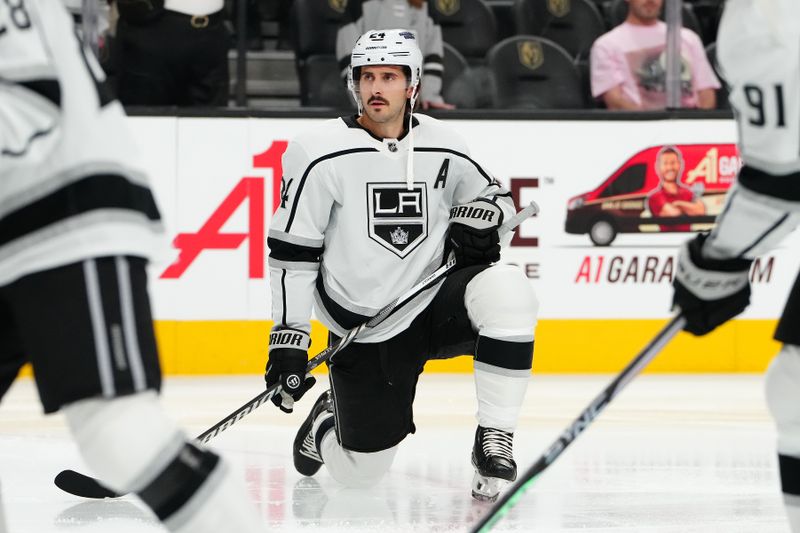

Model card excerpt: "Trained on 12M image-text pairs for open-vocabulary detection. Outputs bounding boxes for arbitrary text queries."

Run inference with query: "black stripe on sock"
[138,442,221,521]
[475,336,533,371]
[779,454,800,496]
[0,174,161,247]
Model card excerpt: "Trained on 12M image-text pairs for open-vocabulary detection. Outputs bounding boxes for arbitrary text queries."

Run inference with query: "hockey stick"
[55,200,540,499]
[470,314,686,533]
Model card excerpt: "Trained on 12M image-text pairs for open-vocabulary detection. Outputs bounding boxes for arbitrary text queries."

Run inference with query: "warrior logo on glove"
[449,203,502,229]
[447,199,505,267]
[286,375,301,390]
[266,328,315,413]
[270,331,308,348]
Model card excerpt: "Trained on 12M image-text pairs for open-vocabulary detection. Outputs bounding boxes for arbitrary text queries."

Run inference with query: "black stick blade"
[54,470,123,499]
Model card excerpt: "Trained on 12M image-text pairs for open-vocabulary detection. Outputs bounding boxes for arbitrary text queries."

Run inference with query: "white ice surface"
[0,373,790,532]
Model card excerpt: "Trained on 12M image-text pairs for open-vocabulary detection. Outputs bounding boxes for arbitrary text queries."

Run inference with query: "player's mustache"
[368,97,389,105]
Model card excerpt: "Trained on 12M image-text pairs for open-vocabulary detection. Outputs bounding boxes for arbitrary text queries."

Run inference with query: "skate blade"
[471,472,509,503]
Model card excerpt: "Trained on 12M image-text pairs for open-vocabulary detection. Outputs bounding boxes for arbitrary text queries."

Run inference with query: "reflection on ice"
[54,501,155,529]
[0,374,792,532]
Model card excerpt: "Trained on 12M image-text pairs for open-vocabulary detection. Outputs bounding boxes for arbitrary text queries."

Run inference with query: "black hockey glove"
[672,233,752,336]
[265,328,316,413]
[447,199,504,267]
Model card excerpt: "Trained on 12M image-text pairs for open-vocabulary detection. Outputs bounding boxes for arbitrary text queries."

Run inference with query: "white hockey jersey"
[717,0,800,184]
[268,114,514,343]
[702,0,800,261]
[0,0,164,286]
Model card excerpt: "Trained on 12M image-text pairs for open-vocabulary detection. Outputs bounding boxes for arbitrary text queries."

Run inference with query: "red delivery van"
[565,144,741,246]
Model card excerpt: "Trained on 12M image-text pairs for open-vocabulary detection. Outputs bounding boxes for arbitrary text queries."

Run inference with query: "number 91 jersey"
[717,0,800,181]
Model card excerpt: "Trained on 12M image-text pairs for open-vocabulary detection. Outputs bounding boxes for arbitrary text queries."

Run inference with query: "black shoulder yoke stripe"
[285,147,379,232]
[413,147,493,184]
[342,115,360,129]
[341,115,420,142]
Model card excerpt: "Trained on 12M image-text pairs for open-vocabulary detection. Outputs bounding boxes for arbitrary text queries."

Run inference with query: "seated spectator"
[115,0,229,107]
[336,0,455,109]
[590,0,719,110]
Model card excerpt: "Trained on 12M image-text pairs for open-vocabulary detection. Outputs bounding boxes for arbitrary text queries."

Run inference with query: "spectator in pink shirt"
[590,0,720,110]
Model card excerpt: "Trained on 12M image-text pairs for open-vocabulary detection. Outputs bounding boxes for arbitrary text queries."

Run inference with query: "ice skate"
[471,426,517,502]
[293,390,335,476]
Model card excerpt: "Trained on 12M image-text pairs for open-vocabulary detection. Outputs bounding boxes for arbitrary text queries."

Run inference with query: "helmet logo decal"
[436,0,460,16]
[518,40,544,71]
[328,0,347,14]
[547,0,570,17]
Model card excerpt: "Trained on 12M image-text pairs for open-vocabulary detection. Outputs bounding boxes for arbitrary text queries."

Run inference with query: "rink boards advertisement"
[129,116,799,374]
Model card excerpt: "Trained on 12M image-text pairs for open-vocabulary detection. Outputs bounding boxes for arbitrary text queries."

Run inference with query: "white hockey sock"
[465,265,536,433]
[0,479,6,533]
[786,496,800,533]
[319,431,397,488]
[766,346,800,533]
[64,393,265,533]
[474,361,530,432]
[166,462,265,533]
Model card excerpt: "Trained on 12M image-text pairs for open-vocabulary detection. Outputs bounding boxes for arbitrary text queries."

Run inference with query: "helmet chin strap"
[406,87,418,190]
[354,80,417,191]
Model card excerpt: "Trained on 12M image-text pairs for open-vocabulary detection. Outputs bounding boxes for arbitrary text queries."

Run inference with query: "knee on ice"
[324,443,397,489]
[766,345,800,456]
[466,265,539,333]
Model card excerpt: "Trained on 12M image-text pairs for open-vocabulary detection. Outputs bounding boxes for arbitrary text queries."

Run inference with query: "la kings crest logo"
[367,183,428,258]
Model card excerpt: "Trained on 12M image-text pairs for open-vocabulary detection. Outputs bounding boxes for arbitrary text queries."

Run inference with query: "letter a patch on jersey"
[367,183,428,258]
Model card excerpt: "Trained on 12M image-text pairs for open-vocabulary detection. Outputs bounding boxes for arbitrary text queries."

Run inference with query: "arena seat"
[290,0,358,105]
[485,36,585,109]
[513,0,606,60]
[428,0,498,63]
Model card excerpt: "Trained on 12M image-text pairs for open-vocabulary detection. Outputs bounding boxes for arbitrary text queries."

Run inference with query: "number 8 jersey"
[0,1,165,286]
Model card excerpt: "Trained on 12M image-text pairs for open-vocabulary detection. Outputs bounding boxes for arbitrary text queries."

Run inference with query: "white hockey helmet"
[347,29,423,112]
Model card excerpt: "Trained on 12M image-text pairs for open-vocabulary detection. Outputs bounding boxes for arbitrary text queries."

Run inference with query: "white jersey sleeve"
[0,0,61,163]
[267,140,338,334]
